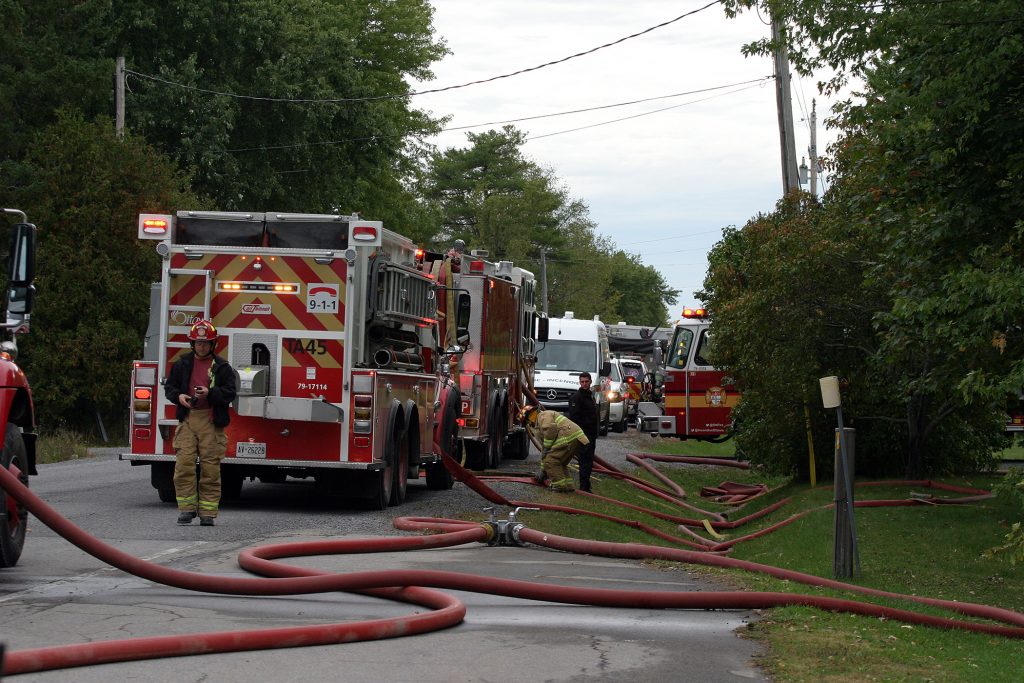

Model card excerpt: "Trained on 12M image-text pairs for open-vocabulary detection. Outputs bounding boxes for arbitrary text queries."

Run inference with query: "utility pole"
[809,99,818,197]
[539,248,549,316]
[771,14,800,194]
[115,56,125,139]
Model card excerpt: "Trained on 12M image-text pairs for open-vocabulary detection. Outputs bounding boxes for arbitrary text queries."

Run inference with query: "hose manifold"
[481,506,539,546]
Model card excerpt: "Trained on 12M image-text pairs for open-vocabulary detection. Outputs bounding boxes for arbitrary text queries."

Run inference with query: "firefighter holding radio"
[165,320,237,526]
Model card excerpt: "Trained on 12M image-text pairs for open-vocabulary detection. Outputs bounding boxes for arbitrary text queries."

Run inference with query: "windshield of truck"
[621,362,645,381]
[536,339,596,372]
[667,327,694,369]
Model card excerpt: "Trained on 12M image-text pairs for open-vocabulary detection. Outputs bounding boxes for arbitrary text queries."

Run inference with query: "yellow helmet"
[516,404,539,425]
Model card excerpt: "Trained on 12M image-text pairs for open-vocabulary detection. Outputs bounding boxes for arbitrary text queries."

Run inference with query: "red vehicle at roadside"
[637,307,738,442]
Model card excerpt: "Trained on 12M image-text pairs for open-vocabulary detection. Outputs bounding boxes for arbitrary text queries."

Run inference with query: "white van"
[533,313,612,435]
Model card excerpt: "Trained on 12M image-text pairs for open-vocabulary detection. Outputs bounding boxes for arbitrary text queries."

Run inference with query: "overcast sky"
[410,0,840,318]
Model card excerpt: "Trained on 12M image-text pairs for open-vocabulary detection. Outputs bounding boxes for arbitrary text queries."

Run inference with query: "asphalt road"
[0,430,768,682]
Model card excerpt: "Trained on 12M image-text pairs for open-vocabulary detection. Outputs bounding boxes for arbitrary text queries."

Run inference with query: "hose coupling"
[481,506,539,546]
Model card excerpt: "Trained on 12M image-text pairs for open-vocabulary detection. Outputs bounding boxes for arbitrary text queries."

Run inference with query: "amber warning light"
[138,213,173,240]
[682,307,707,318]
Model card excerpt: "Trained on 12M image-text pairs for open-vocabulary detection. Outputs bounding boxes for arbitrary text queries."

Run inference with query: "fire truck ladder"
[166,267,214,350]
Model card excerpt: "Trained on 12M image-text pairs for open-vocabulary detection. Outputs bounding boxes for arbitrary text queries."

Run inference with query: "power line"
[223,79,771,154]
[123,0,725,105]
[442,77,772,132]
[525,81,768,141]
[620,229,726,246]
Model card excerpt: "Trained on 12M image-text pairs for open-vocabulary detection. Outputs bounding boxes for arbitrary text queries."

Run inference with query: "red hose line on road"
[4,450,1023,676]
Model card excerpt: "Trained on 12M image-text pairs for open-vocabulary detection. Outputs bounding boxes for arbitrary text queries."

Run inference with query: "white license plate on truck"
[235,442,267,458]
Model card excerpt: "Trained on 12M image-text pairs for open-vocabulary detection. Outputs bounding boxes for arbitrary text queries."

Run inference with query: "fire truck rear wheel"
[0,423,29,568]
[151,462,176,504]
[388,424,409,506]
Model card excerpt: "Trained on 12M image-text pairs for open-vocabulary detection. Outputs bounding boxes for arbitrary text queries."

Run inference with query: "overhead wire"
[123,0,726,105]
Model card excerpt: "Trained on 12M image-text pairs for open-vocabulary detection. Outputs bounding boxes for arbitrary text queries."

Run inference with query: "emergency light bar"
[682,307,707,318]
[217,281,300,294]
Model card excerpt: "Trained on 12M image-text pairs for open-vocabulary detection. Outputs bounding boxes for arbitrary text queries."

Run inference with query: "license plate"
[235,442,267,458]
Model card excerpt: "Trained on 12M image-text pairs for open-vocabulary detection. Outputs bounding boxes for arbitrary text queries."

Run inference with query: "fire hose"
[2,455,1024,677]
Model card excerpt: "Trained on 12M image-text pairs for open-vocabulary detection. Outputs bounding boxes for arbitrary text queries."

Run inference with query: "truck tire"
[221,470,244,501]
[0,424,29,568]
[388,422,409,506]
[427,396,457,490]
[151,462,176,504]
[504,428,530,460]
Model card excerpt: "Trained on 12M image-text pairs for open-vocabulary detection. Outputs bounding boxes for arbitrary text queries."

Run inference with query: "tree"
[421,126,676,324]
[0,112,200,433]
[718,0,1022,476]
[1,0,447,223]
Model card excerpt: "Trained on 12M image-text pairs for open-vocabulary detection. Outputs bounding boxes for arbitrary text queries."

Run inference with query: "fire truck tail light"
[134,388,152,400]
[352,226,378,241]
[353,420,372,434]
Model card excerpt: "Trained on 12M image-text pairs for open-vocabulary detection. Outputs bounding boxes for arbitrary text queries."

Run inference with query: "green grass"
[35,427,96,464]
[998,433,1024,460]
[515,436,1024,682]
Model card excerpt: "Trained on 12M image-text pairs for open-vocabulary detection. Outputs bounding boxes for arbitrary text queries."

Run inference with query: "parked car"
[605,359,635,433]
[618,358,650,420]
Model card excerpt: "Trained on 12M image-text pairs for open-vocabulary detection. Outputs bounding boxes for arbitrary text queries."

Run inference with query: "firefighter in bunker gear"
[519,404,589,492]
[165,320,237,525]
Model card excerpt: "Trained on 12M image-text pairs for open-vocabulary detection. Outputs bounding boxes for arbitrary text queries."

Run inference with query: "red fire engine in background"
[419,246,541,470]
[122,211,462,509]
[637,307,738,442]
[0,209,38,567]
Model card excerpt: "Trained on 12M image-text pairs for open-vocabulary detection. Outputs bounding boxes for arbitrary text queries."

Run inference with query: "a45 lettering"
[284,338,327,355]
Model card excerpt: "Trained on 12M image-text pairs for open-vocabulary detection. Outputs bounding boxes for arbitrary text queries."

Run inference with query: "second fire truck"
[122,211,463,509]
[637,307,738,441]
[419,246,541,470]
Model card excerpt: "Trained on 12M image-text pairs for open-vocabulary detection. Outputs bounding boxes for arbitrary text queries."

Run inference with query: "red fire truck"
[420,247,540,469]
[122,211,461,509]
[637,307,738,441]
[0,209,38,567]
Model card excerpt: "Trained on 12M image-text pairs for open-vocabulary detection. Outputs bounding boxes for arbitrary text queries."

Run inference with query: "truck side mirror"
[7,222,36,286]
[600,360,611,377]
[5,222,37,329]
[536,316,549,342]
[456,292,472,347]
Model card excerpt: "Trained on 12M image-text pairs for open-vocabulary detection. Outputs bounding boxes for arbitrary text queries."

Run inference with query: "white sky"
[410,0,841,315]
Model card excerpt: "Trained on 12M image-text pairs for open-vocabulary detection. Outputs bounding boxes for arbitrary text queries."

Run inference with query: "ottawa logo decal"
[706,386,725,407]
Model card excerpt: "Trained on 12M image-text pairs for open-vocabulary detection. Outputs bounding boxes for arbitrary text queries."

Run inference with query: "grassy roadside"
[35,427,106,464]
[519,432,1024,682]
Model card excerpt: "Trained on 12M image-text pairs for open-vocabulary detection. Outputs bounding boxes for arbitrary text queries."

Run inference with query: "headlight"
[607,390,622,402]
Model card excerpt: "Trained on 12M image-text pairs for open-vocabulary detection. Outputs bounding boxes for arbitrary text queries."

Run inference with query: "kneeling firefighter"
[517,404,589,492]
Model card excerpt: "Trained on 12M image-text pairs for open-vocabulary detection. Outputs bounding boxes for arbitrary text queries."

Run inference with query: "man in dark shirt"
[567,371,599,493]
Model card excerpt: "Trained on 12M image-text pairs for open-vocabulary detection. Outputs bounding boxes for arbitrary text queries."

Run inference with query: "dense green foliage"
[421,126,677,324]
[7,113,199,432]
[707,0,1022,476]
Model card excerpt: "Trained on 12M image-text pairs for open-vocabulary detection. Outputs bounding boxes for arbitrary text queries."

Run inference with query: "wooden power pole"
[115,56,125,139]
[771,15,800,194]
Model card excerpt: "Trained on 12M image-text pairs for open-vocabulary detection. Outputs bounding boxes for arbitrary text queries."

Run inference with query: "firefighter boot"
[534,471,549,485]
[549,477,576,492]
[200,516,215,527]
[177,511,196,525]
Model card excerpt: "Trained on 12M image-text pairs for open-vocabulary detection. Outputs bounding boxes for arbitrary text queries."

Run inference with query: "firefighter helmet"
[188,319,218,342]
[516,403,539,425]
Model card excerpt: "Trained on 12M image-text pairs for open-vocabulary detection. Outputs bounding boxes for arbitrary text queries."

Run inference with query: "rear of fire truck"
[123,211,457,510]
[420,247,540,470]
[0,209,38,567]
[637,307,738,442]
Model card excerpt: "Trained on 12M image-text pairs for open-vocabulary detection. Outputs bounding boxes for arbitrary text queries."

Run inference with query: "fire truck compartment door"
[236,395,342,423]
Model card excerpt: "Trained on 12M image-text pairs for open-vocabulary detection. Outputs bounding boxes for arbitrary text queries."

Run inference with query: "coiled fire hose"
[2,452,1023,677]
